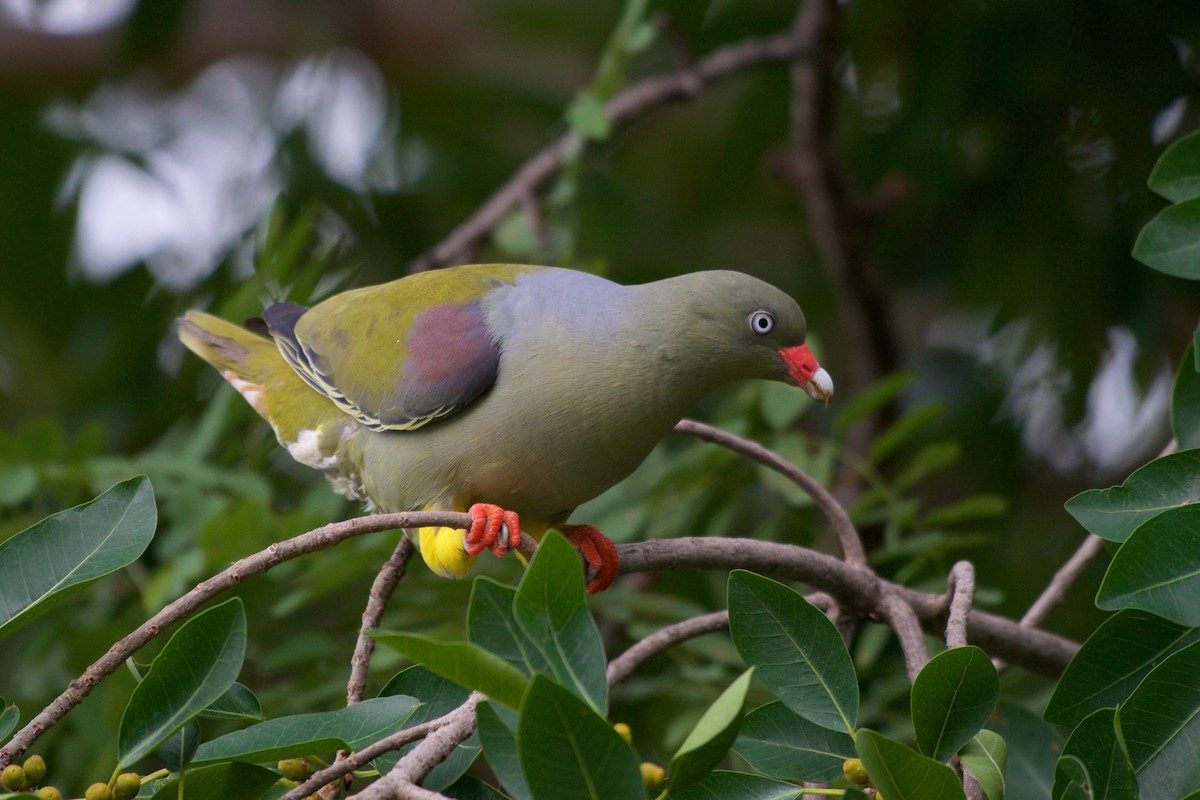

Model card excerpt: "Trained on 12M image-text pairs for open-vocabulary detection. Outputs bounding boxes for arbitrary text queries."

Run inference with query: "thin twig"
[0,510,477,766]
[281,718,441,800]
[409,26,813,272]
[607,611,729,687]
[880,592,929,681]
[617,537,1078,676]
[350,694,484,799]
[673,418,867,567]
[1019,534,1106,629]
[348,537,418,705]
[945,561,976,648]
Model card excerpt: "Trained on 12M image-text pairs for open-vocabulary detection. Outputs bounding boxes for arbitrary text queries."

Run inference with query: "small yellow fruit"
[113,772,142,800]
[36,786,63,800]
[85,781,114,800]
[22,754,47,783]
[843,757,870,785]
[639,762,665,789]
[1,764,26,790]
[277,757,312,781]
[612,722,632,744]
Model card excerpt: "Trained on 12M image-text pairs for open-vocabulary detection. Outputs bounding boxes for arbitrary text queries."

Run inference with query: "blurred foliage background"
[1,0,1199,790]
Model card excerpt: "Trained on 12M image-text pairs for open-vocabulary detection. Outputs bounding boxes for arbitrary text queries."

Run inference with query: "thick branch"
[674,418,867,566]
[617,537,1078,676]
[0,510,476,766]
[409,25,813,272]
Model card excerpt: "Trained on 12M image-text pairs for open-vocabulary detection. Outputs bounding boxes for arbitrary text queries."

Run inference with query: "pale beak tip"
[805,367,834,405]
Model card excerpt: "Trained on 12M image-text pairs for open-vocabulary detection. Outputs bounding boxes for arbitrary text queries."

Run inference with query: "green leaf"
[1055,756,1091,800]
[0,476,156,637]
[960,730,1007,800]
[117,597,246,768]
[200,682,263,721]
[911,646,1000,761]
[468,577,550,677]
[517,675,642,800]
[376,666,475,789]
[989,702,1060,800]
[1066,450,1200,542]
[1096,505,1200,625]
[495,210,539,261]
[669,770,805,800]
[1052,708,1136,800]
[372,632,529,710]
[444,774,513,800]
[1045,609,1200,727]
[477,701,531,800]
[1118,639,1200,798]
[1133,196,1200,278]
[856,729,967,800]
[192,694,420,764]
[668,668,754,791]
[727,571,858,735]
[565,91,611,140]
[513,531,607,712]
[1173,344,1200,449]
[733,700,855,781]
[1148,130,1200,202]
[149,761,279,800]
[154,719,200,772]
[0,704,17,742]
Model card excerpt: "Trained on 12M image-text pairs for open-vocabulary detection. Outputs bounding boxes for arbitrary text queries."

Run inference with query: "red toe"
[561,524,619,594]
[465,503,521,557]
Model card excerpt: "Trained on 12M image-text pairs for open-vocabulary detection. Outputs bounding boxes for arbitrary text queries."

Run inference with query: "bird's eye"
[748,310,774,335]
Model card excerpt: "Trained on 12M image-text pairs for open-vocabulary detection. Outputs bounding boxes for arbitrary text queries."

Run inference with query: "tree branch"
[1019,534,1106,629]
[350,693,484,800]
[607,610,729,687]
[280,718,441,800]
[880,592,929,681]
[616,537,1078,676]
[0,510,477,767]
[409,24,813,272]
[348,537,418,705]
[673,419,867,567]
[945,561,976,648]
[781,0,900,397]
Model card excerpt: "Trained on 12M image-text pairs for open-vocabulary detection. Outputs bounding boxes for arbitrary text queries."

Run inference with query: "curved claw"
[560,524,619,594]
[465,503,522,558]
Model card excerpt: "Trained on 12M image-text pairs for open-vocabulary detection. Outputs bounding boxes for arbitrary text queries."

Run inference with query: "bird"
[178,264,833,593]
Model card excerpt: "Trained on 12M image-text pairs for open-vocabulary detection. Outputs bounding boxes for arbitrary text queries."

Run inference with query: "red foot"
[465,503,521,558]
[561,524,619,594]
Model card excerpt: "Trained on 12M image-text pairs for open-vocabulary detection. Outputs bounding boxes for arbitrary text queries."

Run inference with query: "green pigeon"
[178,264,832,592]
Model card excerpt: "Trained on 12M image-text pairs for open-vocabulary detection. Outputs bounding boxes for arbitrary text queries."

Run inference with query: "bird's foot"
[465,503,521,557]
[560,524,619,594]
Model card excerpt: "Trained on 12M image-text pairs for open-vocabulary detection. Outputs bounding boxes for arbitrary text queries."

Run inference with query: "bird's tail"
[178,311,332,441]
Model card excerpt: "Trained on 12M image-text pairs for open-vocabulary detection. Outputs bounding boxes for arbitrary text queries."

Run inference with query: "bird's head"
[679,271,834,405]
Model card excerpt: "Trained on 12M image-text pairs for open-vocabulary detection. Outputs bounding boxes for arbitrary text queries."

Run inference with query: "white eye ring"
[748,310,774,335]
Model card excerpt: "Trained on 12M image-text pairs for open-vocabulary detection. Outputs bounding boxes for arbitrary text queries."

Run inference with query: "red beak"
[779,344,834,405]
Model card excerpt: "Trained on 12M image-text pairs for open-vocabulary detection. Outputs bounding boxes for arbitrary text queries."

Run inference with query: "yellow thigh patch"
[417,525,477,578]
